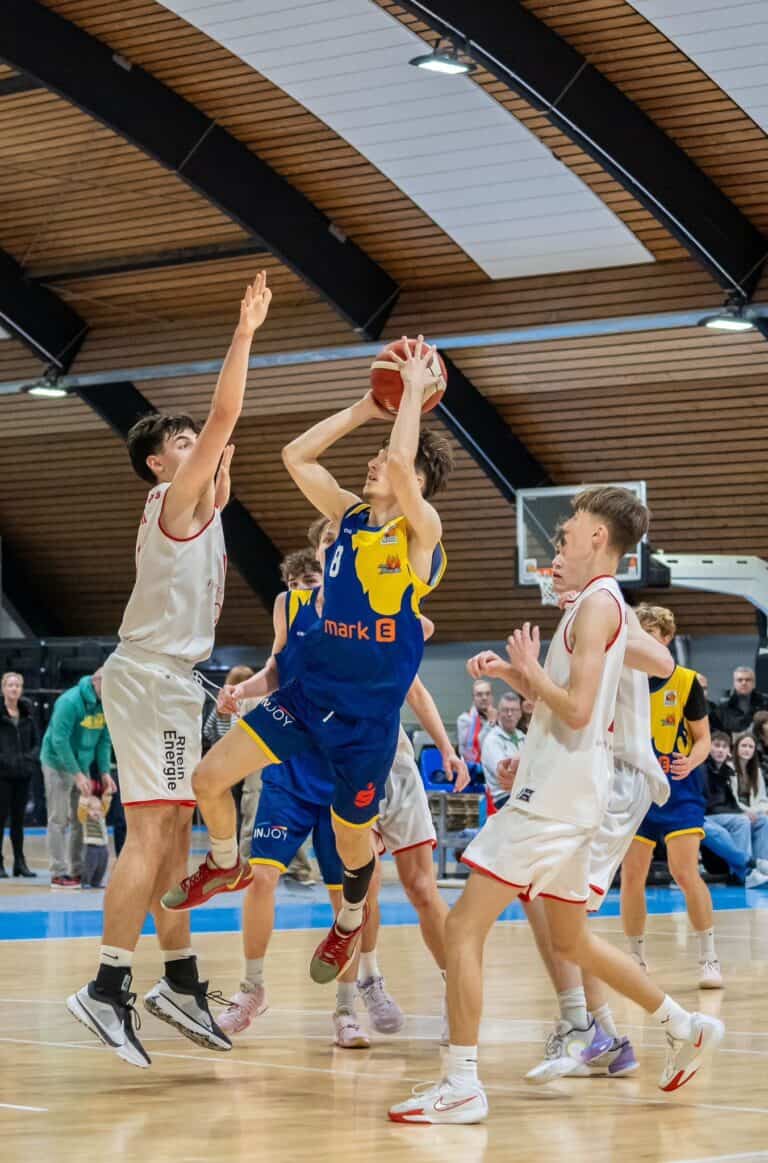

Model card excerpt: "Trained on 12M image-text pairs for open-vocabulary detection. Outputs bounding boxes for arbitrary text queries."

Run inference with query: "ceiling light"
[26,383,68,398]
[410,41,475,75]
[0,326,10,340]
[699,304,755,333]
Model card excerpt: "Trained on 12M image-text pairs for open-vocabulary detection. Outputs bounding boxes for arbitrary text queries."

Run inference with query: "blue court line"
[0,884,764,942]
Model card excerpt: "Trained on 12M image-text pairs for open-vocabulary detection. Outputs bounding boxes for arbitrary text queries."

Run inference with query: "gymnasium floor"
[2,834,767,1163]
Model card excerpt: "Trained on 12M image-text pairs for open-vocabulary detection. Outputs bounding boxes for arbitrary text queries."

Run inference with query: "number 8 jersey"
[300,503,446,717]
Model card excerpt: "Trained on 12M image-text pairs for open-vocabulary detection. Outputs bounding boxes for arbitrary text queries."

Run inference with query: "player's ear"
[146,453,163,479]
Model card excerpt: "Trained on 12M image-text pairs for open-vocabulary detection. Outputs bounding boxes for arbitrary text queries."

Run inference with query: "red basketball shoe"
[161,854,253,912]
[310,903,369,984]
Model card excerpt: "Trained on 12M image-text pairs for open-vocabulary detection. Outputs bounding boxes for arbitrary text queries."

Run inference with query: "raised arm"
[163,273,272,534]
[507,592,620,731]
[282,394,387,521]
[624,606,675,678]
[385,336,442,563]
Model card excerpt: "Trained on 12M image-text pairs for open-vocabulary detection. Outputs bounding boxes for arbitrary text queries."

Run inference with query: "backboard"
[516,482,647,586]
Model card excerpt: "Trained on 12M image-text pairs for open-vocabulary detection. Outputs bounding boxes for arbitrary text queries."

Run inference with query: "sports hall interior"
[0,3,767,1162]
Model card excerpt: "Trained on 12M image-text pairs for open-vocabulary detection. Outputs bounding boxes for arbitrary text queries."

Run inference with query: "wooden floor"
[2,896,767,1163]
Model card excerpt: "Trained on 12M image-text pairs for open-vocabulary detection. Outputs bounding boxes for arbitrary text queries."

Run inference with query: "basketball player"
[523,590,673,1082]
[620,604,719,987]
[66,274,273,1068]
[162,337,452,990]
[389,487,723,1124]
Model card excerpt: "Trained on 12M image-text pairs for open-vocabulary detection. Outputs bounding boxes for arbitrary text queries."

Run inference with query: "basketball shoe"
[524,1019,596,1084]
[357,975,404,1033]
[67,978,150,1068]
[658,1013,724,1092]
[310,903,369,984]
[218,986,268,1035]
[389,1078,488,1124]
[698,959,724,989]
[581,1023,639,1076]
[160,854,253,911]
[333,1009,370,1049]
[143,978,232,1051]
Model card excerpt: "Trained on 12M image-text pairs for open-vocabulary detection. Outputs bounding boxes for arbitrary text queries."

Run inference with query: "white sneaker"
[524,1019,592,1084]
[357,975,404,1034]
[745,868,768,889]
[218,986,268,1035]
[67,981,151,1069]
[389,1078,488,1124]
[756,858,768,877]
[144,978,231,1051]
[333,1008,370,1049]
[698,959,724,990]
[659,1013,725,1092]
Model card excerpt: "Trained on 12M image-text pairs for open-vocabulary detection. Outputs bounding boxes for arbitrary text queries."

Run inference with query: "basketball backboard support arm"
[652,552,768,618]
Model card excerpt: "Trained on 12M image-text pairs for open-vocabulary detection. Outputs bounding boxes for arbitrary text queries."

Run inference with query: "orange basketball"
[370,338,447,415]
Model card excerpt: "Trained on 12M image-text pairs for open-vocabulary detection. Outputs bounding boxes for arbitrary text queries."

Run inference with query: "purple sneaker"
[580,1019,614,1067]
[584,1033,639,1077]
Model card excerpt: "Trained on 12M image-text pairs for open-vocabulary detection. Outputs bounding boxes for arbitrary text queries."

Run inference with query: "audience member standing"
[457,679,497,773]
[40,669,115,888]
[0,672,40,877]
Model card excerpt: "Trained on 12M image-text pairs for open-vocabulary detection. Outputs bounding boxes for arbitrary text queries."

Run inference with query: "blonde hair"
[224,665,254,686]
[635,603,676,640]
[1,672,23,691]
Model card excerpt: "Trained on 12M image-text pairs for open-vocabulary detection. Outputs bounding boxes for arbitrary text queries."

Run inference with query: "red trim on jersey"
[460,856,527,891]
[539,891,588,905]
[579,574,615,592]
[603,590,624,652]
[563,584,623,655]
[562,609,577,655]
[392,838,438,856]
[158,490,217,543]
[124,799,196,808]
[588,883,606,896]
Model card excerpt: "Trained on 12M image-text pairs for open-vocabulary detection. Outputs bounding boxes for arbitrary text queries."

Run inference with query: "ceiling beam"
[0,71,43,96]
[75,381,283,610]
[36,240,269,283]
[0,0,399,339]
[0,247,87,370]
[397,0,767,299]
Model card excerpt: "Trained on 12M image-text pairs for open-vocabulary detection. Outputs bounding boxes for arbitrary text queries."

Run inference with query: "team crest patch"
[664,691,677,706]
[516,787,535,803]
[661,713,676,728]
[378,554,402,575]
[381,530,399,546]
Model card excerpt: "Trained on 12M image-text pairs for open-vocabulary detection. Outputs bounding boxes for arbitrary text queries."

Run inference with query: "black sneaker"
[144,978,232,1051]
[67,981,151,1068]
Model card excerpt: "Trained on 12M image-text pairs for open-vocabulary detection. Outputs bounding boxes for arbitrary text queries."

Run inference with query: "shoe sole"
[161,867,254,912]
[219,1002,269,1037]
[525,1059,590,1085]
[310,933,362,985]
[659,1021,725,1092]
[388,1104,488,1125]
[698,980,724,990]
[143,992,232,1051]
[66,994,151,1069]
[335,1037,371,1049]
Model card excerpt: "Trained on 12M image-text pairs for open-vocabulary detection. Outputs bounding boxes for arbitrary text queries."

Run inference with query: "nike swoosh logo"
[433,1095,478,1112]
[694,1031,704,1049]
[202,866,246,897]
[103,953,119,960]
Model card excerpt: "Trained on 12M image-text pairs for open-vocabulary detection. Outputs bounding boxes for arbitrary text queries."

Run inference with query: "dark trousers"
[0,778,30,866]
[83,845,109,888]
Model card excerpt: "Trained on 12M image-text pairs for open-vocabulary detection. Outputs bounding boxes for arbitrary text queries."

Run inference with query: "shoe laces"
[181,860,210,892]
[194,982,229,1009]
[320,923,358,962]
[120,991,142,1033]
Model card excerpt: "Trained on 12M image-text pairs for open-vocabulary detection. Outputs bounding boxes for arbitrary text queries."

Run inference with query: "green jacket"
[40,676,112,776]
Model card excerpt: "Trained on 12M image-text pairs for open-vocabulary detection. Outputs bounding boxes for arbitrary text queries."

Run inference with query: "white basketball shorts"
[102,644,204,807]
[374,734,436,856]
[462,804,593,904]
[587,760,652,912]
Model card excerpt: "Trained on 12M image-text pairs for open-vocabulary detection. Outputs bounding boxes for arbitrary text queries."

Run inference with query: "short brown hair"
[636,603,676,639]
[711,730,731,747]
[127,413,201,484]
[384,428,454,501]
[224,665,254,686]
[307,515,330,551]
[280,548,321,586]
[571,485,649,556]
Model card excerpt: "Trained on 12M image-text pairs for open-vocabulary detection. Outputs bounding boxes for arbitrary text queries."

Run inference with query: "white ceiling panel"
[627,1,768,133]
[159,0,652,279]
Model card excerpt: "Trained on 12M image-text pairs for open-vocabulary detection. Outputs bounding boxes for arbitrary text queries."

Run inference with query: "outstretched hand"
[505,624,541,676]
[390,334,441,400]
[467,650,507,681]
[238,271,272,334]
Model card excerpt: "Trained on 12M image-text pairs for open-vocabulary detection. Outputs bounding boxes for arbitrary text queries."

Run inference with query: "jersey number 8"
[328,545,344,578]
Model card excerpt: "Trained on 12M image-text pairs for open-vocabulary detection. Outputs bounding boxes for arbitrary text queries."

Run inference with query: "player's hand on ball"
[443,750,470,792]
[669,752,693,780]
[390,334,439,400]
[506,624,541,674]
[238,271,272,334]
[467,650,504,680]
[217,684,241,715]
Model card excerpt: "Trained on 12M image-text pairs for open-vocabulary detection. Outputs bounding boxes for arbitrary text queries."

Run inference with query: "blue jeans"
[702,815,750,879]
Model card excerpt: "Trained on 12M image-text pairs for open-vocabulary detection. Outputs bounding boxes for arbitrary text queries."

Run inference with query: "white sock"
[652,995,693,1041]
[243,958,265,990]
[209,834,238,870]
[593,1003,618,1038]
[695,928,717,962]
[628,935,646,962]
[358,950,380,981]
[99,945,133,969]
[163,947,194,962]
[446,1044,478,1086]
[558,987,589,1030]
[336,899,365,933]
[336,982,357,1014]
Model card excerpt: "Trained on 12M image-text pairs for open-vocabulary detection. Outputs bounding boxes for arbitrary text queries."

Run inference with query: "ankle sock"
[695,927,717,962]
[652,995,693,1041]
[95,946,134,998]
[243,958,265,990]
[358,950,380,981]
[558,986,589,1031]
[336,982,357,1014]
[209,834,238,870]
[164,952,199,990]
[593,1003,618,1038]
[446,1044,479,1086]
[337,856,375,932]
[627,935,646,963]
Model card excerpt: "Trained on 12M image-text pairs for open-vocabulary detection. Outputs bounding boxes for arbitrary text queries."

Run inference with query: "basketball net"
[535,569,560,607]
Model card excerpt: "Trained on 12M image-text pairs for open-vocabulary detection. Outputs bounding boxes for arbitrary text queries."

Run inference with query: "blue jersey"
[263,586,334,806]
[299,503,446,718]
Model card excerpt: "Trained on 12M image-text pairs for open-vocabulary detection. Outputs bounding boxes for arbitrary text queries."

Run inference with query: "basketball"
[370,338,447,414]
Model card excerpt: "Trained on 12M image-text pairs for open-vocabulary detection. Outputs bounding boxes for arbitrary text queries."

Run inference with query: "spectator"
[203,666,255,751]
[77,776,113,889]
[457,679,497,770]
[519,697,535,734]
[697,673,722,730]
[40,668,115,888]
[481,692,525,809]
[717,667,768,734]
[702,732,768,887]
[751,709,768,780]
[733,731,768,822]
[0,672,40,878]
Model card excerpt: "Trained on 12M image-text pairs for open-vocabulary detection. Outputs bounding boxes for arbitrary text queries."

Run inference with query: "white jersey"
[118,483,227,665]
[510,575,627,829]
[613,666,669,807]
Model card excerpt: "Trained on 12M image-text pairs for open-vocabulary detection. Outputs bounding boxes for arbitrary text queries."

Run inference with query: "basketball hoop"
[534,569,559,607]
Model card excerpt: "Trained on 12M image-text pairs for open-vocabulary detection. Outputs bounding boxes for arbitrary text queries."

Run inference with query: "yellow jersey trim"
[633,834,656,847]
[331,806,379,830]
[248,857,287,872]
[664,827,705,843]
[237,719,280,766]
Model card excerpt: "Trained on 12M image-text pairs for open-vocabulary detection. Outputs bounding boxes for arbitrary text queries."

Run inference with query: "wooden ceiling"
[1,0,767,645]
